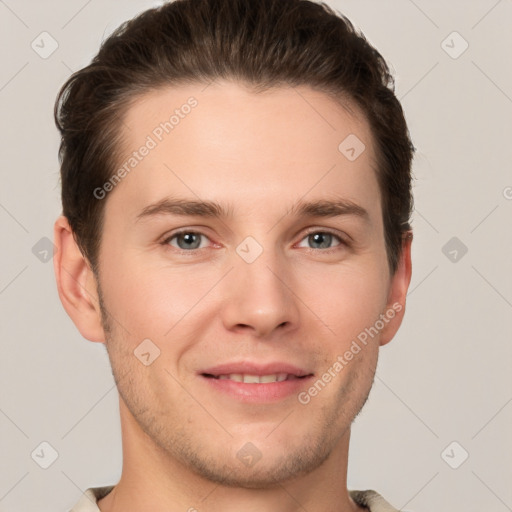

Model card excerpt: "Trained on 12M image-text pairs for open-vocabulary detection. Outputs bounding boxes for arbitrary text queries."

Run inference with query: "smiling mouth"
[202,373,311,383]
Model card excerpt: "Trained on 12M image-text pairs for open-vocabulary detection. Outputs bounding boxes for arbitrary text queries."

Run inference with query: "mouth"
[202,373,310,383]
[199,363,314,402]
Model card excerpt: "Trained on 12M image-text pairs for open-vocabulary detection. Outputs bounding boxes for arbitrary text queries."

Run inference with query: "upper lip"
[200,361,313,377]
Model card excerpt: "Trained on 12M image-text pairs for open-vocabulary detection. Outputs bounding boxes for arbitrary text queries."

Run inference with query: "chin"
[177,436,334,488]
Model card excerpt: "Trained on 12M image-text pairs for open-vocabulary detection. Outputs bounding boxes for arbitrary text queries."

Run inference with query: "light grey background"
[1,1,511,511]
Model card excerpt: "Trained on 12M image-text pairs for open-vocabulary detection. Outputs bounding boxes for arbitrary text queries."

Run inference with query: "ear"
[53,215,106,343]
[379,231,413,346]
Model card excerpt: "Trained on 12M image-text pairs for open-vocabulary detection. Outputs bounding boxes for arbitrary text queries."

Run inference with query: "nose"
[219,247,300,338]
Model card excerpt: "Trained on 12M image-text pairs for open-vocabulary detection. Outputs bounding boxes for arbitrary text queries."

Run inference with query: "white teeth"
[215,373,291,383]
[243,374,260,383]
[259,374,278,383]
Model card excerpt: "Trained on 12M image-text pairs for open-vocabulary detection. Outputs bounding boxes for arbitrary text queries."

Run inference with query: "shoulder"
[69,486,115,512]
[349,489,406,512]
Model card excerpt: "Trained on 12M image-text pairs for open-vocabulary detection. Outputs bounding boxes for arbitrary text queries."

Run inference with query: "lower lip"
[201,375,314,403]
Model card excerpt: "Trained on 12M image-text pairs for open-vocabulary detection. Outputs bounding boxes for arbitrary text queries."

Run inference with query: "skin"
[54,80,412,512]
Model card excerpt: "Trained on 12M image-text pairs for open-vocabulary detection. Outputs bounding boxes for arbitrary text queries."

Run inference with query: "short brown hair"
[55,0,414,275]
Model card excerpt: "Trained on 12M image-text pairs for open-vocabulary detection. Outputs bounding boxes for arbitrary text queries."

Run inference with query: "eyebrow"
[135,197,370,224]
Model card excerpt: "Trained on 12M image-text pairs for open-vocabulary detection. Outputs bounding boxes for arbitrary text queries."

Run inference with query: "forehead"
[107,80,381,225]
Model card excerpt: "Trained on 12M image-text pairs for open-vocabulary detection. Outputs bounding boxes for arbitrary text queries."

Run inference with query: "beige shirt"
[70,486,403,511]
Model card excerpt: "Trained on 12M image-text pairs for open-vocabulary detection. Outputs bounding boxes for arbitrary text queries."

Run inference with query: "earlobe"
[53,215,106,343]
[379,231,413,346]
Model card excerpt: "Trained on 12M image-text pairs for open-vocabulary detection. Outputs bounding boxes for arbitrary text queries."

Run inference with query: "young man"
[53,0,414,510]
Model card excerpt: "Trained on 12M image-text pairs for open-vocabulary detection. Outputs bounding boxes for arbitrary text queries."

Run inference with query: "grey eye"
[308,232,334,249]
[168,232,206,250]
[297,231,342,250]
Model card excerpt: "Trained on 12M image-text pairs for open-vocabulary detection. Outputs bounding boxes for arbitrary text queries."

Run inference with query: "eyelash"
[161,228,349,254]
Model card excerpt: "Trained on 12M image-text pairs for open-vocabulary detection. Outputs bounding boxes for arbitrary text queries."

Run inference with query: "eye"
[164,231,210,251]
[296,230,345,250]
[161,229,347,253]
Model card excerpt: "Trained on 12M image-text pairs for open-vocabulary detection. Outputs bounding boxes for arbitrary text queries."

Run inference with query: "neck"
[98,397,363,512]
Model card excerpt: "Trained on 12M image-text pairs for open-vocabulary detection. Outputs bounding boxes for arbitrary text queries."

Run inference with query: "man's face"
[94,80,401,486]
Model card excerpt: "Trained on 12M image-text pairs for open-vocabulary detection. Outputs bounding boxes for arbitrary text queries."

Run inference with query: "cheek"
[99,252,216,340]
[305,263,389,346]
